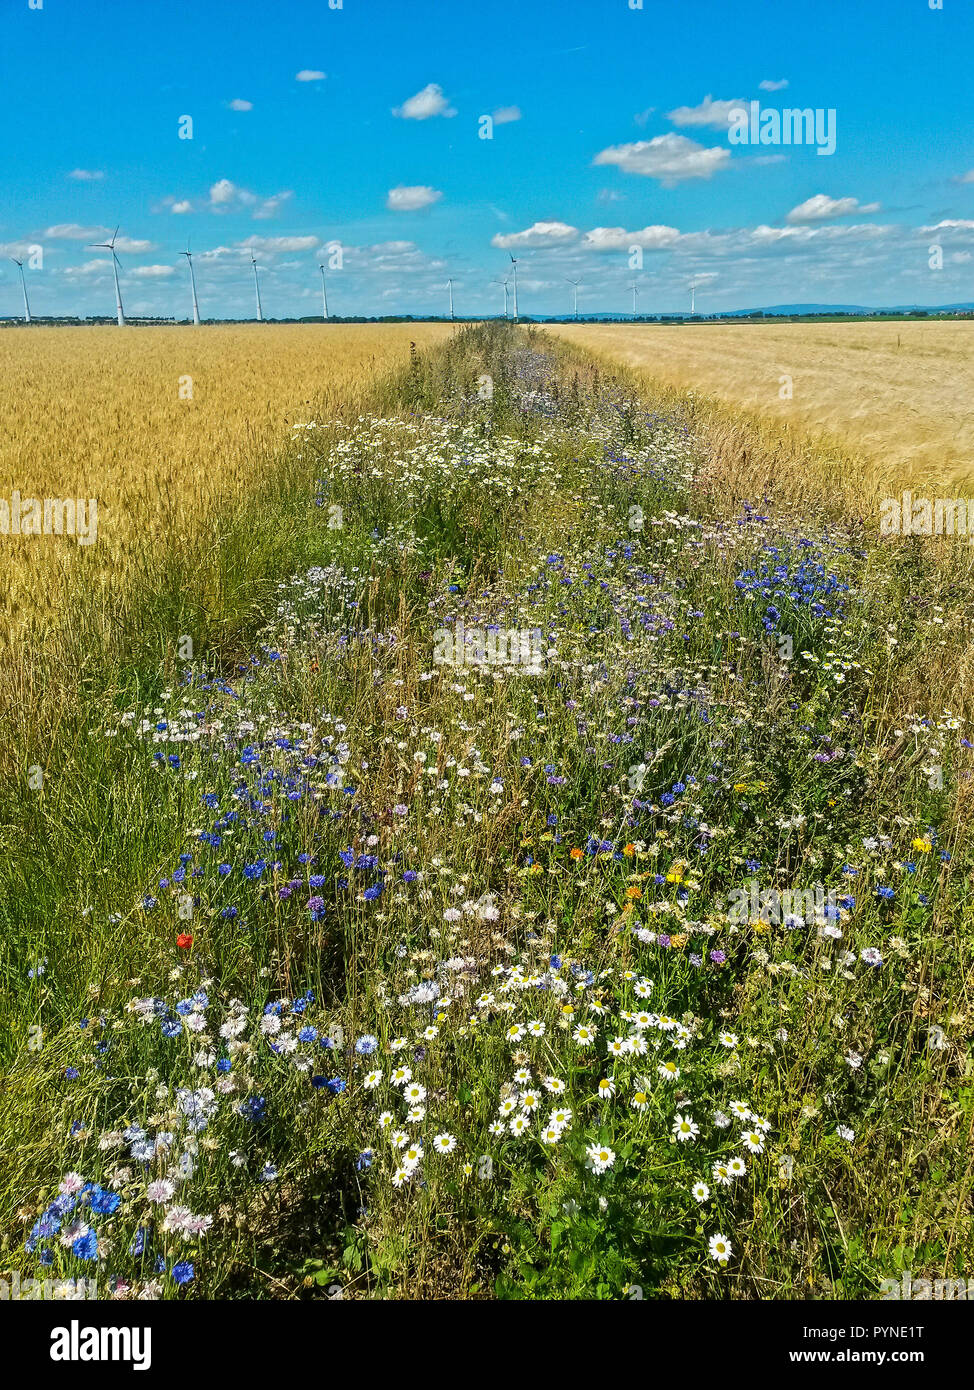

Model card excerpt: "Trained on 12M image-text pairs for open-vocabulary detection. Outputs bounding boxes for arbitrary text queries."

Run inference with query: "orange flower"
[625,885,642,900]
[623,843,636,857]
[570,847,584,861]
[176,933,194,950]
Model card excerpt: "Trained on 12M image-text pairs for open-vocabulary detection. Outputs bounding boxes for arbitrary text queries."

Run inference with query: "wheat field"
[549,321,974,493]
[0,324,453,639]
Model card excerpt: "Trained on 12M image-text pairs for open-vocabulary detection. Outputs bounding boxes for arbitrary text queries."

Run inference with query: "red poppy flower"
[176,933,194,950]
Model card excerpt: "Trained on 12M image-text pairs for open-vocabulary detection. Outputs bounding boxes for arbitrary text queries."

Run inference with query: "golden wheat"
[0,323,453,637]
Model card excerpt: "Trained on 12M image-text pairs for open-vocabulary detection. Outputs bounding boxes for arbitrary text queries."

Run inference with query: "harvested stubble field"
[1,322,973,1304]
[549,321,974,495]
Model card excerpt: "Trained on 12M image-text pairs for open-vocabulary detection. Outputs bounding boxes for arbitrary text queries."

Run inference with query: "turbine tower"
[11,258,31,324]
[90,227,125,326]
[690,278,697,317]
[509,255,519,321]
[566,276,581,320]
[318,264,329,320]
[180,244,200,325]
[629,281,639,319]
[447,277,454,321]
[251,251,263,322]
[501,278,509,318]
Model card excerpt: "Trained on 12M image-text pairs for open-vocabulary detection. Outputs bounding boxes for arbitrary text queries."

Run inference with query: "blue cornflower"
[88,1188,121,1216]
[73,1230,99,1260]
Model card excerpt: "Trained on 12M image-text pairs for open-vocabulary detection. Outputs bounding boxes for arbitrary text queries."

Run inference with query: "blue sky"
[2,0,973,318]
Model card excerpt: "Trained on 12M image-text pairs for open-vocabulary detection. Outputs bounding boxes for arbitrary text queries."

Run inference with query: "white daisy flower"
[673,1114,699,1142]
[708,1233,733,1265]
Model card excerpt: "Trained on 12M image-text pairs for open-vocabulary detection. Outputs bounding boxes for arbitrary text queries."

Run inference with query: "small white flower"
[585,1143,616,1174]
[708,1233,733,1265]
[673,1113,699,1142]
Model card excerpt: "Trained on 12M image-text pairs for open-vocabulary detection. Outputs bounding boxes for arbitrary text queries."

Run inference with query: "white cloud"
[68,169,104,181]
[957,170,974,184]
[924,219,974,232]
[295,70,326,82]
[492,105,521,124]
[786,194,881,224]
[113,237,154,253]
[596,188,624,203]
[386,185,443,211]
[46,225,154,252]
[759,78,789,92]
[235,235,319,253]
[748,221,890,247]
[63,259,112,278]
[228,98,253,111]
[170,200,193,215]
[491,220,578,250]
[252,193,293,220]
[208,180,292,218]
[209,178,238,207]
[393,83,456,120]
[593,134,730,185]
[131,265,175,278]
[44,223,108,240]
[667,95,747,130]
[581,224,682,252]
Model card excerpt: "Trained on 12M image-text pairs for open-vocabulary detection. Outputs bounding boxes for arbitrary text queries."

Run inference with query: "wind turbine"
[566,276,581,320]
[689,278,698,317]
[90,226,125,325]
[11,258,31,324]
[501,278,509,318]
[509,255,519,321]
[629,281,640,319]
[318,264,329,320]
[447,277,455,321]
[250,251,263,322]
[180,243,200,325]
